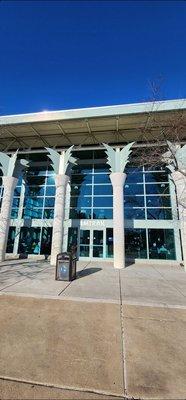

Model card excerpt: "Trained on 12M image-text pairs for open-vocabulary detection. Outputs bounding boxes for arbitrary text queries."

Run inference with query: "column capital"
[171,170,186,184]
[110,172,126,187]
[55,174,69,188]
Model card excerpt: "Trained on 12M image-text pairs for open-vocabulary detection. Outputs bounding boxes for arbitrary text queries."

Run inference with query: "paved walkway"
[0,260,186,399]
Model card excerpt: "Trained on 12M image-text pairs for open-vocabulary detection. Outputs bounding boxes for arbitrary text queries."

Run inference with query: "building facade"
[0,99,185,265]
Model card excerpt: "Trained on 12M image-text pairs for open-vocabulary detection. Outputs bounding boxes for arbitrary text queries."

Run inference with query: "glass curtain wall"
[0,149,179,261]
[70,150,113,219]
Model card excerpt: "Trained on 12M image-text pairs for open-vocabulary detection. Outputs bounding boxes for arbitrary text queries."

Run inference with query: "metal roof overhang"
[0,99,185,152]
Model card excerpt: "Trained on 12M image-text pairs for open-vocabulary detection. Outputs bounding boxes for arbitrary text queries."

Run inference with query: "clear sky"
[0,0,185,115]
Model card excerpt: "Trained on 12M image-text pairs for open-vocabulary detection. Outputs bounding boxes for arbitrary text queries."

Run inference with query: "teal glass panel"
[94,163,110,173]
[80,230,90,244]
[12,198,20,207]
[44,197,55,207]
[71,164,92,174]
[124,196,144,207]
[124,208,145,219]
[148,229,176,260]
[146,196,171,207]
[46,176,55,185]
[71,174,92,184]
[11,209,19,218]
[125,174,143,183]
[106,228,113,258]
[22,208,43,219]
[93,246,103,258]
[94,185,112,195]
[41,227,52,256]
[145,172,169,183]
[24,197,44,207]
[18,227,41,254]
[80,245,89,257]
[71,184,92,196]
[124,184,144,195]
[93,174,110,184]
[6,227,16,253]
[67,227,78,252]
[146,183,170,195]
[70,208,91,219]
[43,209,54,219]
[147,208,172,220]
[70,196,92,208]
[14,187,21,196]
[125,228,147,259]
[25,186,45,197]
[45,186,56,196]
[93,196,113,207]
[93,230,103,245]
[93,209,113,219]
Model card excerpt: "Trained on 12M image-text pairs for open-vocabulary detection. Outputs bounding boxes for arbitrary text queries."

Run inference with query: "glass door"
[79,229,90,257]
[93,230,103,258]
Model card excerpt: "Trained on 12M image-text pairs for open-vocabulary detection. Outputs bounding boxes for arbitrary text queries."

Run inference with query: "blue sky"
[0,1,185,115]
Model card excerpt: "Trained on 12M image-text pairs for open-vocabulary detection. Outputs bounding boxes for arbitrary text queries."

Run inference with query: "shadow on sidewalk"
[77,267,102,279]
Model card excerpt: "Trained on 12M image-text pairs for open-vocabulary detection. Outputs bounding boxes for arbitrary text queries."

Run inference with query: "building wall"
[2,148,182,262]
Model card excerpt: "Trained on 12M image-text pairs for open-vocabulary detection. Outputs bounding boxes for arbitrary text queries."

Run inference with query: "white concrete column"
[110,172,126,269]
[171,170,186,271]
[50,174,69,266]
[0,176,18,262]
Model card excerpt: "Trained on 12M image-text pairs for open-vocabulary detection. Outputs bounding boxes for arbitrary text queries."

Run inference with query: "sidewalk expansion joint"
[57,261,91,296]
[119,270,127,398]
[0,376,124,399]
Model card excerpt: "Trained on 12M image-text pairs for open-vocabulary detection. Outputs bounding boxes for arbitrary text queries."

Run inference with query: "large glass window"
[106,228,113,258]
[40,227,52,256]
[67,227,78,252]
[70,151,113,220]
[125,229,147,259]
[148,229,176,260]
[6,227,16,253]
[23,163,55,219]
[80,229,90,257]
[93,230,103,258]
[18,227,41,254]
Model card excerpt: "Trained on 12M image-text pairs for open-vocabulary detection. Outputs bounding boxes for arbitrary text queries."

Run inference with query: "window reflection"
[124,196,144,207]
[125,229,147,259]
[125,208,145,219]
[94,185,112,195]
[70,208,91,219]
[106,228,113,258]
[93,209,113,219]
[146,196,171,207]
[146,183,170,195]
[147,208,172,220]
[6,227,16,253]
[18,227,41,254]
[148,229,176,260]
[124,184,143,195]
[93,196,113,207]
[145,172,169,183]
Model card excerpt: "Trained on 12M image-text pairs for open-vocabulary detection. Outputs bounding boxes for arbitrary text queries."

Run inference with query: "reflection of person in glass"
[33,241,40,254]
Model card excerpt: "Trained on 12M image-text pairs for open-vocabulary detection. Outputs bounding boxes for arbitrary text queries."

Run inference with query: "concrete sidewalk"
[0,260,186,307]
[0,261,186,399]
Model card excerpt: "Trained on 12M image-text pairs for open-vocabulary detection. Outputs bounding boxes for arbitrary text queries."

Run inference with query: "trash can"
[55,252,77,281]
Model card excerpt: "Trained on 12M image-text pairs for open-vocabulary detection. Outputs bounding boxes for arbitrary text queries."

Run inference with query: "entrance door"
[92,230,103,258]
[79,229,90,257]
[67,226,113,260]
